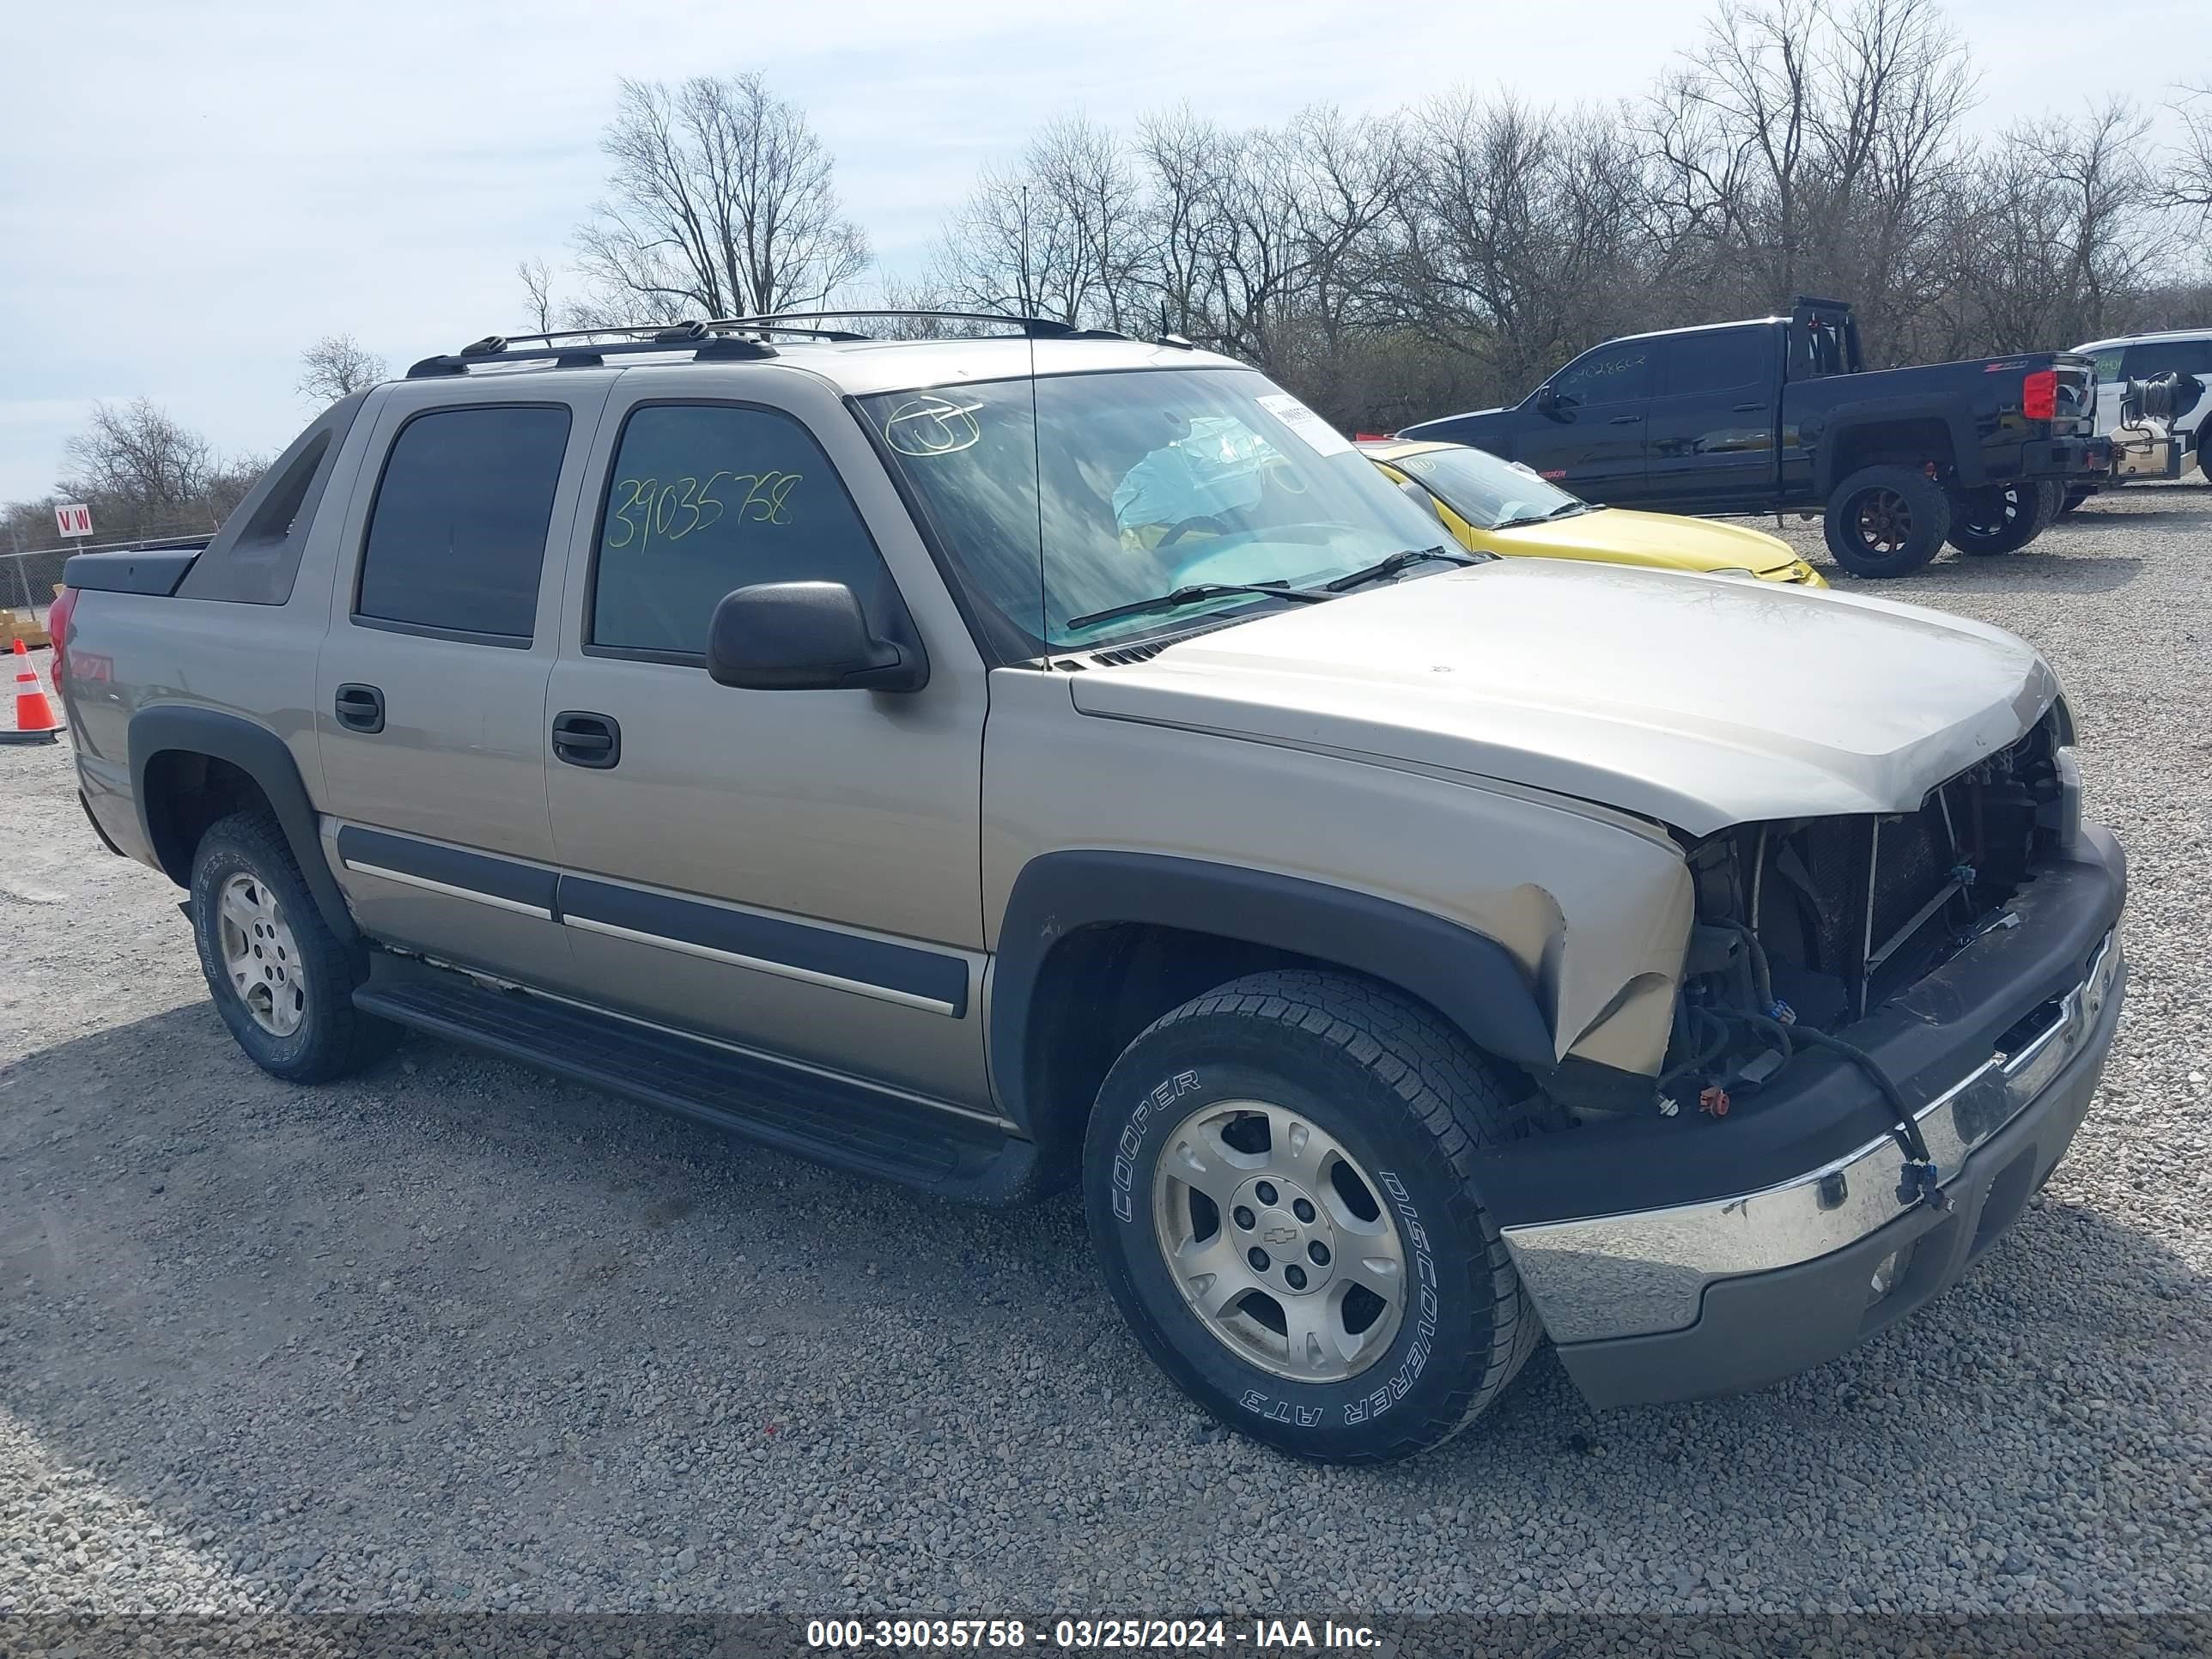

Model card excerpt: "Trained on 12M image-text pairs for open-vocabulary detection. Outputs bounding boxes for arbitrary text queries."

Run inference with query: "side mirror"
[705,580,928,693]
[1534,386,1571,418]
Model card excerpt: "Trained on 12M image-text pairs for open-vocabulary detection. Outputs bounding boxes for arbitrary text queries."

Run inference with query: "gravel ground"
[0,485,2206,1622]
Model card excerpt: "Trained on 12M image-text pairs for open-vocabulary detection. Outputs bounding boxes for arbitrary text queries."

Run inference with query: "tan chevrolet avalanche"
[52,315,2126,1463]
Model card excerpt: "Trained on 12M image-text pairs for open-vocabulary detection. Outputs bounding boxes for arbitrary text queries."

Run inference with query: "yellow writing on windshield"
[608,471,802,550]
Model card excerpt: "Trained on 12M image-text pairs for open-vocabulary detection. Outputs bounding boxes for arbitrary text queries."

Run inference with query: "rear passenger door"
[1644,327,1780,510]
[316,385,611,985]
[542,371,991,1109]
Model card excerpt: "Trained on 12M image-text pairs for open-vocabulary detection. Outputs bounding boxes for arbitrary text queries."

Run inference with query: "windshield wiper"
[1492,501,1599,531]
[1322,544,1477,593]
[1063,581,1331,633]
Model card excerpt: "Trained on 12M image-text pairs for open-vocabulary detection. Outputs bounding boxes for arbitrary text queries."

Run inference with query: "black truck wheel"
[1823,465,1951,578]
[1948,479,2059,555]
[190,810,397,1083]
[2059,484,2096,515]
[1083,969,1540,1465]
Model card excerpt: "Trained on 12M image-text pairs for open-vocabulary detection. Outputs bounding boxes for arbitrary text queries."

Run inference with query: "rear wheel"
[2058,484,2096,515]
[1947,479,2059,555]
[1822,465,1950,578]
[190,810,396,1083]
[1083,970,1540,1464]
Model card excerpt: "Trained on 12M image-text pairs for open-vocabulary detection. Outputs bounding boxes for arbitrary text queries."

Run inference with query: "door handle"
[1732,401,1766,412]
[334,684,385,734]
[552,711,621,769]
[1607,414,1643,425]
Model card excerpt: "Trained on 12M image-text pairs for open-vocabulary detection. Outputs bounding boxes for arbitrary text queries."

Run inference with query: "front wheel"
[1947,479,2059,555]
[1083,971,1540,1464]
[1822,465,1951,577]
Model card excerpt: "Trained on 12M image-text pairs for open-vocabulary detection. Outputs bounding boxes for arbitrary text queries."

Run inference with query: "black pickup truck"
[1401,298,2108,578]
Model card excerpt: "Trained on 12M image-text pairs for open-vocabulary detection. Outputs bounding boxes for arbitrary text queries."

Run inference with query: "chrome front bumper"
[1502,929,2124,1346]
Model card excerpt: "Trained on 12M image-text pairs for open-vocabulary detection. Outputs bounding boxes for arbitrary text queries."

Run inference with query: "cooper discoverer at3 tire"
[189,809,397,1084]
[1082,970,1540,1464]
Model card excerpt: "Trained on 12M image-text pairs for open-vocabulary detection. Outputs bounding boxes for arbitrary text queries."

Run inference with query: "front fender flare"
[989,850,1553,1133]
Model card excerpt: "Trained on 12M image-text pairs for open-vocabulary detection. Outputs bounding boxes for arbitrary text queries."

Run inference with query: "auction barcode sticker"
[1255,392,1353,457]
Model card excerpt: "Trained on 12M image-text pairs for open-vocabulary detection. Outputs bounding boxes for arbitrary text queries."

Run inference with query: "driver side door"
[542,373,992,1109]
[1522,340,1654,502]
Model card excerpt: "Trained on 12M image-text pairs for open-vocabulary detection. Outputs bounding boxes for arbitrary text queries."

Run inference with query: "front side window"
[1552,343,1651,407]
[357,404,571,641]
[590,404,894,658]
[859,368,1448,651]
[1395,446,1590,531]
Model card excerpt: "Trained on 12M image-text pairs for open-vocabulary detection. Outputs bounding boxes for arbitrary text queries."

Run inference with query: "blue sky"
[0,0,2189,509]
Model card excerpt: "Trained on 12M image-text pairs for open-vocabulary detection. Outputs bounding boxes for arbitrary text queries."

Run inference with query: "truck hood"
[1069,561,2058,836]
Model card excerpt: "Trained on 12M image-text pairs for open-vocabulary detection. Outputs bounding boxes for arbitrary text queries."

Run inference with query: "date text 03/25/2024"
[805,1617,1382,1651]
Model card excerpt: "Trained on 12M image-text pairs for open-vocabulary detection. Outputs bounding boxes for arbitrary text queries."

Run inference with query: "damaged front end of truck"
[1477,701,2127,1407]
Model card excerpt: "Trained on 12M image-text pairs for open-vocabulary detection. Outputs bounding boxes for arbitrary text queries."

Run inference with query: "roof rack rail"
[404,308,1132,378]
[712,308,1128,341]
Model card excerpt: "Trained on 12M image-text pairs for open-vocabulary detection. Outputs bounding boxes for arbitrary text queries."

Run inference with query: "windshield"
[1392,446,1589,530]
[858,368,1449,651]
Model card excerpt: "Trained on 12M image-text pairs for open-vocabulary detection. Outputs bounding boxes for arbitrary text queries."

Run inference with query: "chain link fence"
[2,526,217,622]
[2,546,72,618]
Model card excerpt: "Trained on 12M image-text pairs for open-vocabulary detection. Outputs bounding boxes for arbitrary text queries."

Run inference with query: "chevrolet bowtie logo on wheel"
[1263,1225,1297,1249]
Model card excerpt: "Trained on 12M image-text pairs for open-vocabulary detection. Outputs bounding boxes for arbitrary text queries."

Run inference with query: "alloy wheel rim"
[217,873,306,1037]
[1150,1099,1408,1382]
[1854,489,1914,554]
[1964,485,2026,537]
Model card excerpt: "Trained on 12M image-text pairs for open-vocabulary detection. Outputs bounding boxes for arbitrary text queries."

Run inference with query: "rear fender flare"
[1816,406,1980,495]
[127,704,357,943]
[988,850,1553,1134]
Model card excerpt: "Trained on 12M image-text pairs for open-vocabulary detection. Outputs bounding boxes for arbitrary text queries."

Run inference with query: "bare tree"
[518,258,561,331]
[296,333,386,404]
[932,116,1146,327]
[2166,82,2212,218]
[1937,100,2157,352]
[574,74,870,322]
[45,401,264,540]
[1644,0,1974,358]
[60,400,212,514]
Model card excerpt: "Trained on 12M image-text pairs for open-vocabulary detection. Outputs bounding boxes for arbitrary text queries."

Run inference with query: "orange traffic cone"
[2,637,62,744]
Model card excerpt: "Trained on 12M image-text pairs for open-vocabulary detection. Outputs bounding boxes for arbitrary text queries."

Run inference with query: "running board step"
[354,962,1036,1203]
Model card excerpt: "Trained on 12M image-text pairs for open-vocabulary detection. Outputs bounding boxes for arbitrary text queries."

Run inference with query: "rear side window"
[356,405,571,643]
[2120,339,2212,379]
[1661,330,1770,396]
[1552,342,1650,407]
[589,403,894,659]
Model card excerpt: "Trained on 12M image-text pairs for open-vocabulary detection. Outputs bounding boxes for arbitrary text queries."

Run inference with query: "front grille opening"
[1660,712,2066,1118]
[1729,716,2060,1025]
[1995,998,2065,1056]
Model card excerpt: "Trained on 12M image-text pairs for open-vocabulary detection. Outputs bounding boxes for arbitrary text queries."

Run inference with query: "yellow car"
[1361,439,1826,587]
